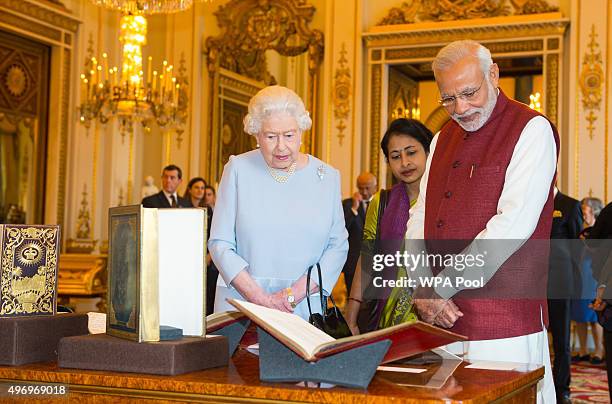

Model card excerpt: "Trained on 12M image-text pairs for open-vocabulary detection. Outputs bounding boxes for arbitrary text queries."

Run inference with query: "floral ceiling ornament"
[377,0,558,25]
[333,43,351,146]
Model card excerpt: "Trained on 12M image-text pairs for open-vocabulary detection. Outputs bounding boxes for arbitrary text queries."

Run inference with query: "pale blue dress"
[208,150,349,320]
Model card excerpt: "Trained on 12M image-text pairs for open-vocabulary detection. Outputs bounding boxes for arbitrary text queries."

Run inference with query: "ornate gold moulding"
[363,12,568,47]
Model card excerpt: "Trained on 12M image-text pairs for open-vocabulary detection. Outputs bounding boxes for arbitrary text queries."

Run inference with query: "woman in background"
[204,185,216,211]
[346,118,433,334]
[572,197,605,364]
[183,177,207,208]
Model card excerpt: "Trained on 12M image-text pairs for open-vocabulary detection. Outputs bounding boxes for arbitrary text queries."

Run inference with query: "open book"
[228,299,466,363]
[206,311,247,333]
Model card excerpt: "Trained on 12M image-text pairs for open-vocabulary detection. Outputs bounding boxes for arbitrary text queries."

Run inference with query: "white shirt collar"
[162,190,177,204]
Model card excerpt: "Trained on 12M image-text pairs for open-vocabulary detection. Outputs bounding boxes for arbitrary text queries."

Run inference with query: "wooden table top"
[0,349,544,403]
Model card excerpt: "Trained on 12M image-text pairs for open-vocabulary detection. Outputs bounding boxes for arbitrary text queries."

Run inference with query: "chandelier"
[78,13,188,135]
[90,0,211,15]
[529,92,542,112]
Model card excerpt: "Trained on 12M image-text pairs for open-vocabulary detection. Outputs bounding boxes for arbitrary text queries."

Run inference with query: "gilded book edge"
[140,207,160,342]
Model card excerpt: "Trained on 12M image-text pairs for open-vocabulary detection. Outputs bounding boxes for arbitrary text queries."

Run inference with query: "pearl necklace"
[267,161,297,183]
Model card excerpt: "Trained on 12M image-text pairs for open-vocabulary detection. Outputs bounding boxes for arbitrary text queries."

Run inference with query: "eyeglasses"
[438,76,486,109]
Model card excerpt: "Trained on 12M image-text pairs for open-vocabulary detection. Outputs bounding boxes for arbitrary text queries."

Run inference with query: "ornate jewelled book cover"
[0,225,60,317]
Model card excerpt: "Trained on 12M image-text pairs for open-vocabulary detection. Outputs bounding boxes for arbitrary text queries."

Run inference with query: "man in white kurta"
[404,40,557,403]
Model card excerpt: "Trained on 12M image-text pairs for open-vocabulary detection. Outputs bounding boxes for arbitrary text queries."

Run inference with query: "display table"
[0,349,543,403]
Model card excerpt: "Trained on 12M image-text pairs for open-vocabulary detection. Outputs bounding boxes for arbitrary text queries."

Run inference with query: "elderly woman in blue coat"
[209,85,349,320]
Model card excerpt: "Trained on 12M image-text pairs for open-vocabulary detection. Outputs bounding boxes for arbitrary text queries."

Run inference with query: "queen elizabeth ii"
[209,85,349,320]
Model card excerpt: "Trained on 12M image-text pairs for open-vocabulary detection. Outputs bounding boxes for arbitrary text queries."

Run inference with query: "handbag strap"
[316,263,326,312]
[306,265,314,317]
[306,264,327,315]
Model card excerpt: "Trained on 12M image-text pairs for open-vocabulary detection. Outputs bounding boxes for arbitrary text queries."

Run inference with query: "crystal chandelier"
[78,13,188,135]
[91,0,211,15]
[529,92,542,112]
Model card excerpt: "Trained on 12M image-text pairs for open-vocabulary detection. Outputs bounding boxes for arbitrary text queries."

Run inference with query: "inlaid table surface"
[0,349,543,403]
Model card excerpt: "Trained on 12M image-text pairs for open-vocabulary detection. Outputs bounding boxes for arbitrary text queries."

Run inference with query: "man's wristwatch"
[286,287,296,308]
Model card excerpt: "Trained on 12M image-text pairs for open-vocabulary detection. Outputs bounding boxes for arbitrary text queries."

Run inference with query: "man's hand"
[414,298,446,323]
[434,300,463,328]
[351,192,363,211]
[413,285,463,328]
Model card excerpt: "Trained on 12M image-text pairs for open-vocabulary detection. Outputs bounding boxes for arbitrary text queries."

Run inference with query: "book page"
[158,209,206,336]
[231,300,334,359]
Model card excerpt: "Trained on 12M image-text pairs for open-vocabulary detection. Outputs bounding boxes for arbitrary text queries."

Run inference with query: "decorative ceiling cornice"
[376,0,559,25]
[0,0,80,33]
[363,13,569,47]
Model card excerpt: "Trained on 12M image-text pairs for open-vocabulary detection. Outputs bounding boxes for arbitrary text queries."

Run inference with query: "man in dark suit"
[141,165,191,208]
[342,172,377,294]
[548,188,583,403]
[586,202,612,400]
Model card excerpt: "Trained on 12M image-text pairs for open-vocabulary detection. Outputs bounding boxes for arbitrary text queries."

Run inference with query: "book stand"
[209,318,250,356]
[257,327,391,389]
[0,314,89,366]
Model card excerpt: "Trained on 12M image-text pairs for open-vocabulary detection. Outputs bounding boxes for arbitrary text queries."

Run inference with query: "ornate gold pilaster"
[573,0,581,197]
[333,43,351,146]
[579,25,603,140]
[370,64,382,179]
[545,53,558,128]
[57,47,71,242]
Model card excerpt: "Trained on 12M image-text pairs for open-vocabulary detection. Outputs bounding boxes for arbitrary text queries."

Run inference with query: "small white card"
[246,343,260,356]
[377,365,428,374]
[87,312,106,334]
[465,361,518,371]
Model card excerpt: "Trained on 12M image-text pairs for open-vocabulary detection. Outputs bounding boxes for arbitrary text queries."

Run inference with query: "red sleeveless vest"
[424,90,559,340]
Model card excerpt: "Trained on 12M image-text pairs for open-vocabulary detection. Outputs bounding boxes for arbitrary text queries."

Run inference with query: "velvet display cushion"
[58,333,228,375]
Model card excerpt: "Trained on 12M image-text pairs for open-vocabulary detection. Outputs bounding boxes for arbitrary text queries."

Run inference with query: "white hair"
[432,40,493,77]
[243,85,312,135]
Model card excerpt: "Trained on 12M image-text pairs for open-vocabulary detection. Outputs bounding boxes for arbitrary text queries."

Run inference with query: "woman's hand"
[258,289,294,313]
[591,286,608,312]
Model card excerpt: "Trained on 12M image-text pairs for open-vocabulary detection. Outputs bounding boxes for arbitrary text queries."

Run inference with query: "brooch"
[317,165,325,181]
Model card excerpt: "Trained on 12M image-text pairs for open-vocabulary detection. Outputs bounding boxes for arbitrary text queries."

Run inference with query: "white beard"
[451,83,498,132]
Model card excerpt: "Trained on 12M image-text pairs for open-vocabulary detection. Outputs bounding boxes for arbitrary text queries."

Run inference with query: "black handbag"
[306,264,352,339]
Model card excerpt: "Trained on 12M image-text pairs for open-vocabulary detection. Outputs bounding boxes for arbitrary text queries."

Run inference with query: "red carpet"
[571,361,610,403]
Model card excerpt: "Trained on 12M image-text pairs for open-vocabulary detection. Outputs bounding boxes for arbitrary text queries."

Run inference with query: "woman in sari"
[346,118,433,334]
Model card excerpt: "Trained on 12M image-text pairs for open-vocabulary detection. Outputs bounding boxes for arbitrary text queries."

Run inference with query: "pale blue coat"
[208,150,349,320]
